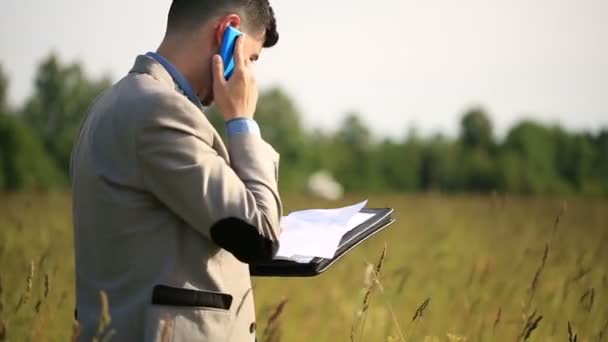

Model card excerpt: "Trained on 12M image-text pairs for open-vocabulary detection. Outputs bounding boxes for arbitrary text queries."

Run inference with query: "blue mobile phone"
[219,26,242,80]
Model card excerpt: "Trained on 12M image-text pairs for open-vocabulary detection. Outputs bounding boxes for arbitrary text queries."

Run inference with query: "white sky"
[1,0,607,138]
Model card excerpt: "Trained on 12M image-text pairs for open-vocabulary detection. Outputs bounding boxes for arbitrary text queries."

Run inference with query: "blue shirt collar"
[146,52,202,108]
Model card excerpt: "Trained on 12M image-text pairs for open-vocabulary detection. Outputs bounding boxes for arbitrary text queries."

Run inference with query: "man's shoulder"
[98,73,207,128]
[112,73,218,144]
[112,73,190,115]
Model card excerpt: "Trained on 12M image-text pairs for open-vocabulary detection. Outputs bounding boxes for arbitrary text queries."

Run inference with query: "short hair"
[167,0,279,48]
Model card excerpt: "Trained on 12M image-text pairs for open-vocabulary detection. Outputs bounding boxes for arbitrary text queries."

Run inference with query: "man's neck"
[156,41,205,96]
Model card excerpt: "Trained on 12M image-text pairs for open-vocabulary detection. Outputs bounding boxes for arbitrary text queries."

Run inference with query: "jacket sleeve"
[135,101,282,263]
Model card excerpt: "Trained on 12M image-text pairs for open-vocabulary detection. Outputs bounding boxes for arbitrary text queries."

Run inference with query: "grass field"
[0,193,607,341]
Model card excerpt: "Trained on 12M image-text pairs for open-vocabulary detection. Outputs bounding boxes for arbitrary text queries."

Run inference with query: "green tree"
[495,150,525,193]
[21,54,111,175]
[502,121,568,194]
[0,65,7,112]
[0,115,65,191]
[588,130,608,195]
[0,64,63,191]
[374,130,423,192]
[420,134,459,191]
[458,109,498,192]
[460,107,493,150]
[254,88,311,190]
[331,113,377,191]
[553,129,594,192]
[0,65,8,188]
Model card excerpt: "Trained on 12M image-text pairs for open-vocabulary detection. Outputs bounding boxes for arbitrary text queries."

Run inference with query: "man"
[70,1,282,341]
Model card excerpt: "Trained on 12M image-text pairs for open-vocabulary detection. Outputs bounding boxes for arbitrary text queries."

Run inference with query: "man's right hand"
[212,34,258,122]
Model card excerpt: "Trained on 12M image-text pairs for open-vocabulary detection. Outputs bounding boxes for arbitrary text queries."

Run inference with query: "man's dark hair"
[167,0,278,48]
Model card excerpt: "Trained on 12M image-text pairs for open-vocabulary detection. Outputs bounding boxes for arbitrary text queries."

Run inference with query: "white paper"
[342,212,375,235]
[275,200,369,261]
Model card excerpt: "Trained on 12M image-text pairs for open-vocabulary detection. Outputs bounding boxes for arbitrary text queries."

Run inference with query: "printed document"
[275,200,374,262]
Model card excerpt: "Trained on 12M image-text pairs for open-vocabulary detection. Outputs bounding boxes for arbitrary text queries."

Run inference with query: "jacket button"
[249,322,256,333]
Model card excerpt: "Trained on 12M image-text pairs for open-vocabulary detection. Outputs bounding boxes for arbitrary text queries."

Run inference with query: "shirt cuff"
[225,118,261,138]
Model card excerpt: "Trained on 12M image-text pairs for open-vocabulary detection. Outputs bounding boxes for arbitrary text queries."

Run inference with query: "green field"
[0,193,606,341]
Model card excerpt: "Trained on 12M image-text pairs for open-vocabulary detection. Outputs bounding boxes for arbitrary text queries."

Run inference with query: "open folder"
[250,202,395,277]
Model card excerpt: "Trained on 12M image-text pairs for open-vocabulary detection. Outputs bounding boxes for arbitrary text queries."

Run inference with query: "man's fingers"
[233,34,246,68]
[212,55,226,86]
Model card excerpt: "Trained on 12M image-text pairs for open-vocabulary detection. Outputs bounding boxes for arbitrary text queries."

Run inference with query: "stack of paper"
[275,200,374,263]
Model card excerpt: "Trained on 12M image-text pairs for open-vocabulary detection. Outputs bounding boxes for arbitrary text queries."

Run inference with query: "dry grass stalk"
[404,297,431,342]
[350,244,386,341]
[374,245,387,277]
[492,307,501,334]
[465,297,480,316]
[390,267,410,295]
[518,310,543,341]
[161,320,172,342]
[97,291,111,334]
[34,299,41,314]
[0,272,3,314]
[13,297,23,313]
[0,320,7,341]
[27,261,34,294]
[37,249,49,270]
[446,333,467,341]
[43,274,49,299]
[478,262,491,285]
[571,266,591,282]
[351,245,387,342]
[550,201,567,240]
[599,318,608,341]
[262,298,288,342]
[411,298,431,322]
[579,288,594,312]
[567,321,577,342]
[377,294,406,342]
[375,266,406,341]
[71,319,80,342]
[15,260,35,312]
[99,328,116,342]
[526,244,548,309]
[363,264,375,288]
[92,291,115,342]
[466,264,476,287]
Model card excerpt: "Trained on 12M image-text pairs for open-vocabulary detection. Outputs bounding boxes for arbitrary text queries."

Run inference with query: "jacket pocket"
[152,285,232,310]
[146,285,233,342]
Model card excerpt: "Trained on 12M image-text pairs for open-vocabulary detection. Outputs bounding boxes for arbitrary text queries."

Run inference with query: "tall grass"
[1,193,607,341]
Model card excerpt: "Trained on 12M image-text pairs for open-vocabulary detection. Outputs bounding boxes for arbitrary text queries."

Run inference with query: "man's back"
[71,55,282,341]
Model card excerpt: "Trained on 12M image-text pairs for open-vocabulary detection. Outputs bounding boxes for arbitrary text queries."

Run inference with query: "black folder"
[250,208,395,277]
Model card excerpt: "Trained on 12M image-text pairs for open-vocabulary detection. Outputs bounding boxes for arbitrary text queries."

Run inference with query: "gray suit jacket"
[71,55,282,341]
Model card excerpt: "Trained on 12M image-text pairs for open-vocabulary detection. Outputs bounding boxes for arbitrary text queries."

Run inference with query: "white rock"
[307,170,344,200]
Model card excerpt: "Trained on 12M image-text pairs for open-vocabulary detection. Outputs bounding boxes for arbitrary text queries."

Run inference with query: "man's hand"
[212,34,258,121]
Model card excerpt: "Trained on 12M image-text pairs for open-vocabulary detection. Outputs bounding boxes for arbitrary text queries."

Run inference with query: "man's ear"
[216,14,241,47]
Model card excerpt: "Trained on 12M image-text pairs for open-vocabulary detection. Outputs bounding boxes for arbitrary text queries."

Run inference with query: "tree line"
[1,54,606,195]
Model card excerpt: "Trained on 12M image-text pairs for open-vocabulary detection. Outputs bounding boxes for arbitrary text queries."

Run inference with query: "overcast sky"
[1,0,606,138]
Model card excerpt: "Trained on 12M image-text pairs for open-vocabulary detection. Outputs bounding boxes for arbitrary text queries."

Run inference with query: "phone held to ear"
[219,26,242,80]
